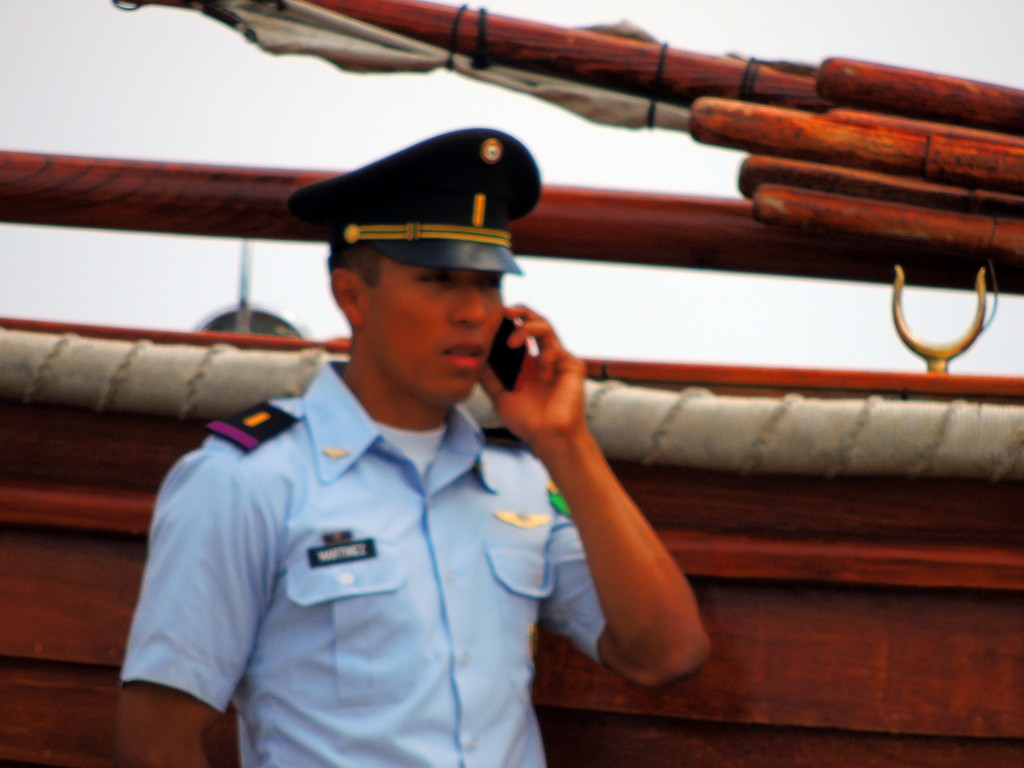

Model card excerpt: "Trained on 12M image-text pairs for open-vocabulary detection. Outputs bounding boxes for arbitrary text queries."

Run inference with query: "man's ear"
[331,269,368,329]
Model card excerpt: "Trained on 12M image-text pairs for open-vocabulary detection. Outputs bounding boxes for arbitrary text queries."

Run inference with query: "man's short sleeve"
[120,446,282,710]
[539,519,606,663]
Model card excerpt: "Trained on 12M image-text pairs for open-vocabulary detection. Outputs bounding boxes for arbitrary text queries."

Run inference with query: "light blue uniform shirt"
[121,363,606,767]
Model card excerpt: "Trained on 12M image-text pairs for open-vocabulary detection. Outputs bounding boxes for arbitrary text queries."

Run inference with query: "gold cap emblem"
[480,138,503,164]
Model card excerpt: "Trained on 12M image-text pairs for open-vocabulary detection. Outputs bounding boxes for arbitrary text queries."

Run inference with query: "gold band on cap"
[342,222,511,247]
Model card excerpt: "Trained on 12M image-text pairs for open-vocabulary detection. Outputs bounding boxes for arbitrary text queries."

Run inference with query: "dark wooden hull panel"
[535,585,1023,738]
[538,708,1024,768]
[7,662,1019,768]
[2,392,1022,766]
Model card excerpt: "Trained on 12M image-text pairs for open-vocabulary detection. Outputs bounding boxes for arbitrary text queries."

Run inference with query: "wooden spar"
[753,184,1024,269]
[826,108,1024,148]
[691,98,928,173]
[3,149,1022,293]
[689,97,1024,196]
[134,0,829,112]
[0,152,329,241]
[818,57,1024,135]
[739,156,1024,218]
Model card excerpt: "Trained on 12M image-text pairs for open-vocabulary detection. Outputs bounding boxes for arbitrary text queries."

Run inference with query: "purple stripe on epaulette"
[208,421,260,451]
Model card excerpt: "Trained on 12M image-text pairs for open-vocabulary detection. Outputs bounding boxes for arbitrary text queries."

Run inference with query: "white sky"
[2,0,1023,374]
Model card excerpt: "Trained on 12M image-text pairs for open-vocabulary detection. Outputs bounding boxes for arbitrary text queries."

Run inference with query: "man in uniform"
[113,128,708,767]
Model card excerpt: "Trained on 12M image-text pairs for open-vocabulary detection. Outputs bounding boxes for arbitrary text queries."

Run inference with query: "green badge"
[547,482,571,517]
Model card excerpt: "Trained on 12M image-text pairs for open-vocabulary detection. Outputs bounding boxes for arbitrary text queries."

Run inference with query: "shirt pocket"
[285,542,419,707]
[485,545,554,702]
[486,546,553,599]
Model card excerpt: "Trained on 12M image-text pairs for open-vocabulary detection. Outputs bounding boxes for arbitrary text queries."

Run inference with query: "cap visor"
[373,240,522,275]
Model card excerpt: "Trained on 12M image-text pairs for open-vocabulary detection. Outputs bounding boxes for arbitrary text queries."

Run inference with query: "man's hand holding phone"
[481,307,588,450]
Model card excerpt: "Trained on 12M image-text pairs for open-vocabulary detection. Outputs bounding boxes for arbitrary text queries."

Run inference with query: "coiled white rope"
[2,328,1022,480]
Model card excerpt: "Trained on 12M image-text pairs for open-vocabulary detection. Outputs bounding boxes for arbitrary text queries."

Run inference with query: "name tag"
[307,538,377,568]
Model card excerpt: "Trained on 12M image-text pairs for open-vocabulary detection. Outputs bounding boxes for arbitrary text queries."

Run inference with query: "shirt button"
[458,651,471,666]
[338,571,356,586]
[465,736,478,751]
[445,570,457,584]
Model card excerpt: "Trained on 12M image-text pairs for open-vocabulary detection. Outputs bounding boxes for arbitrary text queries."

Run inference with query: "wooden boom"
[690,97,1024,196]
[135,0,829,111]
[753,184,1024,268]
[739,156,1024,218]
[826,108,1024,148]
[3,150,1021,292]
[819,57,1024,135]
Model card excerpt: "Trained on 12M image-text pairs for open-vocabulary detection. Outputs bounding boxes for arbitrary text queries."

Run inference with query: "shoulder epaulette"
[482,426,527,449]
[206,402,297,452]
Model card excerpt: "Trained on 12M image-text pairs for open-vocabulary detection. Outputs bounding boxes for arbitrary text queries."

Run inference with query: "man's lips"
[443,343,486,367]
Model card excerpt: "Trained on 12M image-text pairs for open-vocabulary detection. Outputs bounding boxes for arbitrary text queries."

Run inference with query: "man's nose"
[452,286,492,325]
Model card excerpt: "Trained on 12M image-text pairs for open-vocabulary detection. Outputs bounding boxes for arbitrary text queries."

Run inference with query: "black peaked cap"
[287,128,541,274]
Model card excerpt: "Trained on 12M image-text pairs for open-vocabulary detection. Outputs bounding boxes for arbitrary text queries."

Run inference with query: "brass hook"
[891,265,987,373]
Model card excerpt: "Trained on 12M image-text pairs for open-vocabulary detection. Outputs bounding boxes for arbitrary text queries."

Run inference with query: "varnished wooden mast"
[3,150,1019,292]
[739,157,1024,218]
[819,57,1024,135]
[753,185,1024,268]
[690,98,1024,196]
[134,0,829,111]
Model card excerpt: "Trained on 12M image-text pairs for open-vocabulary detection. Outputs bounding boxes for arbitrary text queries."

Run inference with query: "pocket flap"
[486,546,553,599]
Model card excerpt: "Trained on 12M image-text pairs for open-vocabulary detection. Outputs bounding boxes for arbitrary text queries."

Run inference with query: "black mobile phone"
[487,316,527,390]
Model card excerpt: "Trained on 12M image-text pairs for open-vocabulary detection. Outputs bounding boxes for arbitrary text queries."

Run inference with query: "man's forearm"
[112,683,217,768]
[533,429,709,685]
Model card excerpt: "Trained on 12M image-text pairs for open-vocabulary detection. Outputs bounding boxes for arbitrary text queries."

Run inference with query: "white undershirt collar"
[374,421,446,478]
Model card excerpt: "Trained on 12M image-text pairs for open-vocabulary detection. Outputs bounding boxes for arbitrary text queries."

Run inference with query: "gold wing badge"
[492,482,571,529]
[493,511,552,529]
